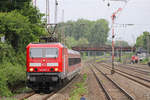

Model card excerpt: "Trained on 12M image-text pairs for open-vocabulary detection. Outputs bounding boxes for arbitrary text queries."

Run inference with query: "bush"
[0,58,26,97]
[0,69,12,96]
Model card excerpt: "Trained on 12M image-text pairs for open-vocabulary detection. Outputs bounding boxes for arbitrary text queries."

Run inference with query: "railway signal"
[102,0,128,74]
[111,8,122,74]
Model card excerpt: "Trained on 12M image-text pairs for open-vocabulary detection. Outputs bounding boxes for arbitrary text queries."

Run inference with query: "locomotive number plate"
[39,68,49,72]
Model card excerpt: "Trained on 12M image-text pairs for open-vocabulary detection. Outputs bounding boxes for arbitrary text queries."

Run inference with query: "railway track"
[19,91,56,100]
[119,64,150,76]
[102,63,150,82]
[19,92,35,100]
[90,64,134,100]
[105,62,150,76]
[98,63,150,89]
[127,64,150,70]
[18,74,80,100]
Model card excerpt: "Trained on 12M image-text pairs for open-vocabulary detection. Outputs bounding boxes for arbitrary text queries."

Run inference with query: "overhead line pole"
[48,0,50,25]
[35,0,36,7]
[54,0,58,24]
[46,0,48,26]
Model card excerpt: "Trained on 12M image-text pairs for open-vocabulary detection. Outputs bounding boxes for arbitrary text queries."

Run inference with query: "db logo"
[42,63,46,66]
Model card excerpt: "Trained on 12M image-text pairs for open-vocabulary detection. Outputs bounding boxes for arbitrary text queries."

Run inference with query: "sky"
[36,0,150,45]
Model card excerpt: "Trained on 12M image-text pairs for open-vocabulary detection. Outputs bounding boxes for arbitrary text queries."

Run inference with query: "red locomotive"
[26,43,81,92]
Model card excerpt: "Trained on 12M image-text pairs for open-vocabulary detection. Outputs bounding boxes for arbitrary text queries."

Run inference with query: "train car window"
[69,58,81,66]
[45,48,58,58]
[30,48,42,58]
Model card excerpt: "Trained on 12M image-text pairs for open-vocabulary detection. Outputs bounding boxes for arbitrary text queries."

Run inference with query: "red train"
[26,43,81,92]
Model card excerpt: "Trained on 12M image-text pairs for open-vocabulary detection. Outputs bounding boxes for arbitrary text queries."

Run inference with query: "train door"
[62,48,68,77]
[64,48,68,75]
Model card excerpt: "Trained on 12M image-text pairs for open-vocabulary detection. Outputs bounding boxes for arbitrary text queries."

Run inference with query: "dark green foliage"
[0,11,46,52]
[0,69,12,96]
[19,4,44,24]
[0,0,31,12]
[0,0,47,97]
[0,43,15,63]
[0,43,26,96]
[0,61,26,96]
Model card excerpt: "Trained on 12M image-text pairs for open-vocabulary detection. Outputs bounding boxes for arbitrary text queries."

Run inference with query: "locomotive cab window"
[30,48,58,58]
[45,48,58,58]
[30,48,42,58]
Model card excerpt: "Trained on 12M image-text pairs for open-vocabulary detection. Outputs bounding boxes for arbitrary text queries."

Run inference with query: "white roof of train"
[68,49,80,55]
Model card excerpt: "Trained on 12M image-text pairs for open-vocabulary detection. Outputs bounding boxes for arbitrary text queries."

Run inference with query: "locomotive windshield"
[30,48,58,58]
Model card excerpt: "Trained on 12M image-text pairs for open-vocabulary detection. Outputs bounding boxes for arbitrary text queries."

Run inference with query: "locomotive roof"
[27,42,80,55]
[26,42,66,48]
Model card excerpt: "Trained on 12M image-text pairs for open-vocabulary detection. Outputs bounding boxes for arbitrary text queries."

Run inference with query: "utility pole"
[46,0,50,26]
[62,9,64,23]
[47,0,50,25]
[32,0,36,7]
[46,0,48,26]
[35,0,36,7]
[54,0,58,24]
[61,9,65,44]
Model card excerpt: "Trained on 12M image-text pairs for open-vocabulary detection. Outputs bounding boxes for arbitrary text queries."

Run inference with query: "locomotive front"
[26,43,63,91]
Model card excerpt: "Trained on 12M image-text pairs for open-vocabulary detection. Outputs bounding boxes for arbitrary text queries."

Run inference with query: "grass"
[0,87,31,100]
[14,87,32,94]
[69,74,88,100]
[96,57,107,62]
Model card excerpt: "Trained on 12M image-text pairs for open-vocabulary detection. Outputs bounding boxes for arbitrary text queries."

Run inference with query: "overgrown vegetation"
[0,1,46,97]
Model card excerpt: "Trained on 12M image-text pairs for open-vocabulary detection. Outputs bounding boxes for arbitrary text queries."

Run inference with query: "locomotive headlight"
[47,63,58,67]
[29,68,34,72]
[55,68,58,72]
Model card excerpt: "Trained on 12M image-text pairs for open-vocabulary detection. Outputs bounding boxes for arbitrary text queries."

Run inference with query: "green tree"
[0,0,31,12]
[58,19,109,46]
[89,19,109,45]
[77,37,89,46]
[65,36,78,48]
[136,31,150,49]
[19,4,44,24]
[0,0,47,97]
[0,11,46,52]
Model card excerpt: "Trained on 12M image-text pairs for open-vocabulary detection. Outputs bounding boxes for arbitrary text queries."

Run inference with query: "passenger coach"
[26,43,81,91]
